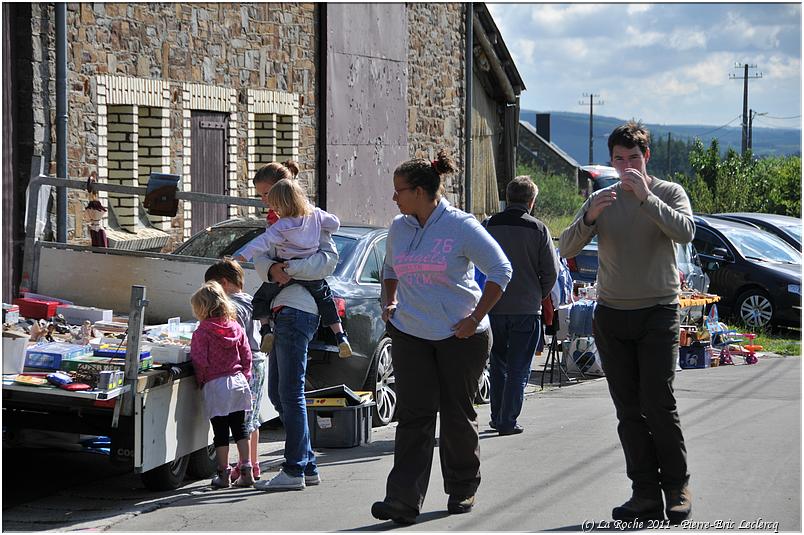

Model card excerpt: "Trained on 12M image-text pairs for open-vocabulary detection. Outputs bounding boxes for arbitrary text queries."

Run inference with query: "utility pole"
[729,63,762,155]
[748,109,767,152]
[579,93,603,164]
[666,132,671,176]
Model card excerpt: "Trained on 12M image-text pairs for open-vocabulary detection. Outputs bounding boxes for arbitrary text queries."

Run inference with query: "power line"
[693,115,742,137]
[763,114,801,120]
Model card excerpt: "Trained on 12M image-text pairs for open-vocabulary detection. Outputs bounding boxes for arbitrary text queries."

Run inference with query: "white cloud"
[668,29,707,51]
[512,38,538,67]
[627,4,652,16]
[530,4,607,30]
[723,11,783,50]
[763,55,802,80]
[681,52,737,87]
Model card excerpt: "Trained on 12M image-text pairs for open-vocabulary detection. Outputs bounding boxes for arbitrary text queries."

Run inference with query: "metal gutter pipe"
[464,3,473,214]
[55,3,67,242]
[316,3,327,210]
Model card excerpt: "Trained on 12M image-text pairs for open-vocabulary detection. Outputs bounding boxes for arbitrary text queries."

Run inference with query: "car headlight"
[788,284,800,295]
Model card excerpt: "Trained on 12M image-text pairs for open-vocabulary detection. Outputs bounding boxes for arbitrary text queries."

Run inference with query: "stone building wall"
[406,3,466,207]
[30,3,318,247]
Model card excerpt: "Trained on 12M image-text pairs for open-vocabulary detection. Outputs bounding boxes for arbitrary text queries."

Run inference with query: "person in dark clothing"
[485,176,559,436]
[559,121,695,524]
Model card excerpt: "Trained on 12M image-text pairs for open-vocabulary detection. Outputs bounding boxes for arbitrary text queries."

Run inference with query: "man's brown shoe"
[612,495,664,521]
[447,495,475,514]
[664,486,692,524]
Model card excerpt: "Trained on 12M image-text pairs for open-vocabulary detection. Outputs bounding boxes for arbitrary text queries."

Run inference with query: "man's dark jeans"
[593,303,689,497]
[489,314,541,431]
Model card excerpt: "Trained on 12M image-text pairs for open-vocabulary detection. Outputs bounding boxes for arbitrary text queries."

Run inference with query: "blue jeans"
[489,314,541,431]
[268,307,320,478]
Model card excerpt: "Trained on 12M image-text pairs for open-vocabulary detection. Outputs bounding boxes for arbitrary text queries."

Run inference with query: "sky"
[487,3,802,129]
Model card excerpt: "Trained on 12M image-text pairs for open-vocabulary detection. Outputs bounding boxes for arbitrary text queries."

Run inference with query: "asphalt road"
[3,355,800,532]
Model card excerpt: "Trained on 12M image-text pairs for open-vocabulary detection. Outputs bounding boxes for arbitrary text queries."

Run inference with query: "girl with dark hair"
[371,150,512,524]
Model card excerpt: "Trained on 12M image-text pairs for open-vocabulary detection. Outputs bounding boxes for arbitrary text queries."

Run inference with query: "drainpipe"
[316,3,328,210]
[464,3,473,214]
[55,3,67,242]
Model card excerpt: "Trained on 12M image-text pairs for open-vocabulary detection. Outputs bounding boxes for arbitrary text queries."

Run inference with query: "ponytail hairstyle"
[253,159,300,187]
[265,178,312,218]
[393,149,457,200]
[190,281,237,321]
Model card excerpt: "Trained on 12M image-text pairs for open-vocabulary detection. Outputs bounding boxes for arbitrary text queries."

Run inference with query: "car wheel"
[475,358,490,404]
[186,445,216,479]
[366,337,397,427]
[140,454,190,491]
[736,289,774,329]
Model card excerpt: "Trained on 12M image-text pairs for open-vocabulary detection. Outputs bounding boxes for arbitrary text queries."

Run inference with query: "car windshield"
[176,225,360,274]
[332,235,358,275]
[720,227,801,264]
[175,227,264,258]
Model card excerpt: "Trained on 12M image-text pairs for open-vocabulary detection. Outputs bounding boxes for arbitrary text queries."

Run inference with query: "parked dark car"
[172,218,493,425]
[692,214,801,329]
[579,165,619,195]
[709,212,802,251]
[563,237,710,294]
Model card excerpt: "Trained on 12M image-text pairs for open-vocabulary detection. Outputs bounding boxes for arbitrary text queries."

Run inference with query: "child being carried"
[235,178,352,358]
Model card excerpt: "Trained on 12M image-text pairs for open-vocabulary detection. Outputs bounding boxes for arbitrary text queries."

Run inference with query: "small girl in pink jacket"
[190,281,254,489]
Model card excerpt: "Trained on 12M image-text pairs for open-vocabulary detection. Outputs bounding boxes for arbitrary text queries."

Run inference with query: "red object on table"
[13,297,60,320]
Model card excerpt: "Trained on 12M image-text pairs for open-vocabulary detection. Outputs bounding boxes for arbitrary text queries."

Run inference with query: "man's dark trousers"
[593,303,689,497]
[489,314,541,432]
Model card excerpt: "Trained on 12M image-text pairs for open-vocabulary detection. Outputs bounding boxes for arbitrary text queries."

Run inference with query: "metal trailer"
[3,175,273,490]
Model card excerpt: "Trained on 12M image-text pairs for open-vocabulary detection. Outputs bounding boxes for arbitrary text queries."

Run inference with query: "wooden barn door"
[190,111,227,234]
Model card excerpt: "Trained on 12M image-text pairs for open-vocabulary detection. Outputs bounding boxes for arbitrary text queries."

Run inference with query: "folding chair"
[540,313,573,388]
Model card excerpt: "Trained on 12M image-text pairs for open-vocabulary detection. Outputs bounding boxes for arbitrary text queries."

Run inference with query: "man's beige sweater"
[559,178,695,310]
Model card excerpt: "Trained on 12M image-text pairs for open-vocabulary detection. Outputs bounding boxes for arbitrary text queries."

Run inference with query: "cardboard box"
[3,331,29,374]
[150,344,191,364]
[60,354,153,373]
[307,403,374,448]
[56,305,113,325]
[24,342,93,370]
[3,304,20,325]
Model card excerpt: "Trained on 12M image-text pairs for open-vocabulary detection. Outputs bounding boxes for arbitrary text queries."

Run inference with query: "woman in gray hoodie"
[371,150,512,525]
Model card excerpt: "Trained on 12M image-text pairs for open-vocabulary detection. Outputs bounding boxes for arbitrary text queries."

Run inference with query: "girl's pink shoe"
[231,461,261,480]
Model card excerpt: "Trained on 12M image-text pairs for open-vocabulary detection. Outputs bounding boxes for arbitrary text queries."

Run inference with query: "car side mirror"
[711,247,729,259]
[704,260,721,271]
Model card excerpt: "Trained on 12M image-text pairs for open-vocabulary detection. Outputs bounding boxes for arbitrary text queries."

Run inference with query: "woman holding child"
[246,161,339,492]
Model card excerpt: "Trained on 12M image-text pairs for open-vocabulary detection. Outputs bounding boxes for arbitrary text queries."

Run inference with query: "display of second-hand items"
[2,291,199,393]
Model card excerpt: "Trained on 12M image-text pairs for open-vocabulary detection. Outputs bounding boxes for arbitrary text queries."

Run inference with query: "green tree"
[673,138,801,217]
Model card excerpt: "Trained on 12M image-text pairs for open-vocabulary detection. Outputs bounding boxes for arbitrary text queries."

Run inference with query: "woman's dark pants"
[383,322,491,512]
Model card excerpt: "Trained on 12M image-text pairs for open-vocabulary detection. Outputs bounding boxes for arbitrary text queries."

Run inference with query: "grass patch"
[540,214,579,241]
[724,324,801,356]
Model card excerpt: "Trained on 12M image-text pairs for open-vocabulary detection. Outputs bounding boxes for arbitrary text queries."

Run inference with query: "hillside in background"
[521,110,801,166]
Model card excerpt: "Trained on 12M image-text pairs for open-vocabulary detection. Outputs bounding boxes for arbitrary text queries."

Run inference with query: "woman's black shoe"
[371,500,417,525]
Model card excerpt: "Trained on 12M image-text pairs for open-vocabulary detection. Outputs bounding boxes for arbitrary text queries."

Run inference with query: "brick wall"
[29,3,318,248]
[406,4,467,207]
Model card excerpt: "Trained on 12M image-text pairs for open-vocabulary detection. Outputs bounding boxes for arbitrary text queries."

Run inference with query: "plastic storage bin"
[306,403,374,448]
[14,298,60,320]
[679,344,710,369]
